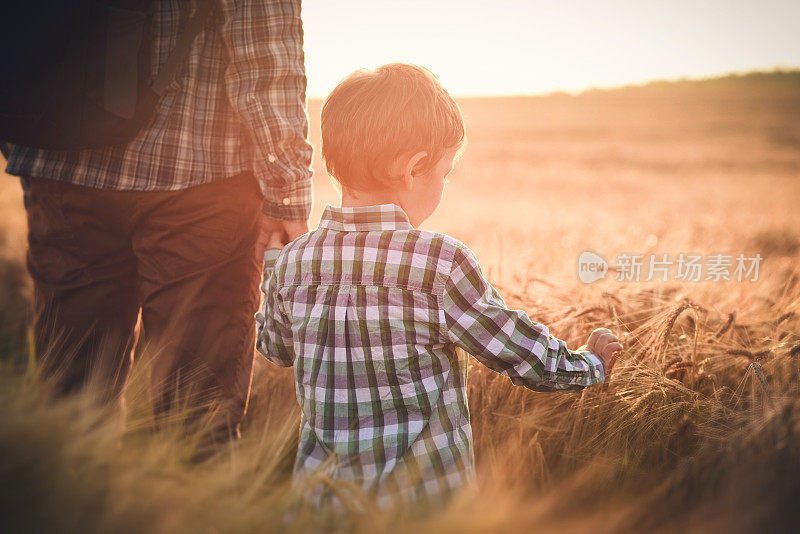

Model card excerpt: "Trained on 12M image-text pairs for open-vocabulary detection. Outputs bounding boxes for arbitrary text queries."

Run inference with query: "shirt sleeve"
[255,248,294,366]
[217,0,314,221]
[440,245,605,392]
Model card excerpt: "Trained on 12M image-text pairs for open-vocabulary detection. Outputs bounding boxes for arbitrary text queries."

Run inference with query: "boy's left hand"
[255,214,309,259]
[266,231,284,250]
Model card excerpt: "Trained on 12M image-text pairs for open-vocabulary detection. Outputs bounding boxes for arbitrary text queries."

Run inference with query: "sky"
[301,0,800,98]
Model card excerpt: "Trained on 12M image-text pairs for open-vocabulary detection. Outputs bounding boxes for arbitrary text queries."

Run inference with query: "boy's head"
[321,63,465,227]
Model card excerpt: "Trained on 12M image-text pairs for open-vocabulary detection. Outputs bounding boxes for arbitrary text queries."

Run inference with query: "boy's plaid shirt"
[256,203,605,507]
[4,0,313,221]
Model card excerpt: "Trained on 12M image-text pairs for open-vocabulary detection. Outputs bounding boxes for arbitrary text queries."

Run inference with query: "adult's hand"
[255,213,309,261]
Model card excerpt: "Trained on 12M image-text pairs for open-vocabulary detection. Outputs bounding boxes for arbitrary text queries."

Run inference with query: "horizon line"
[306,65,800,100]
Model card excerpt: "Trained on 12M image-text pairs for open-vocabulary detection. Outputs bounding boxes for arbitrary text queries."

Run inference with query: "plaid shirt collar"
[318,203,414,232]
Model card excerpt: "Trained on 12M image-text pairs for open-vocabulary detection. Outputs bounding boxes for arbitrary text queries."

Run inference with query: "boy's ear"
[403,151,428,188]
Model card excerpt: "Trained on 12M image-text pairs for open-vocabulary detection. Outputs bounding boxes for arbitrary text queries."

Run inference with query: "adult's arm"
[218,0,313,221]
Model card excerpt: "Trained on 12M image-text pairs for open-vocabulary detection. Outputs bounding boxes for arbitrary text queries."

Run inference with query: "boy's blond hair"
[321,63,465,192]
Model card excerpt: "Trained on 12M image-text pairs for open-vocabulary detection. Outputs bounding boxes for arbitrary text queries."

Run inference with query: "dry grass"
[1,71,799,533]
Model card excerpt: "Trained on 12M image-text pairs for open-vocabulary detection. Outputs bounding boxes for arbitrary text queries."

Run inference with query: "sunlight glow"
[302,0,800,97]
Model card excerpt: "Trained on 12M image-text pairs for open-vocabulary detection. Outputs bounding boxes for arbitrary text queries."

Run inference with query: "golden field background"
[1,71,799,533]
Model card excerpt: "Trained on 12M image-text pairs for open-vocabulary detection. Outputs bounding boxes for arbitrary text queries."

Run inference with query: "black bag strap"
[151,1,217,95]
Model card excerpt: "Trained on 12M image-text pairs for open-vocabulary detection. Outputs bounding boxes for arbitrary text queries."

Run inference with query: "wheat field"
[1,71,799,533]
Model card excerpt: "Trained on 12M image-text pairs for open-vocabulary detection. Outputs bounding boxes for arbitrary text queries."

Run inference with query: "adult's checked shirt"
[255,203,605,508]
[4,0,313,221]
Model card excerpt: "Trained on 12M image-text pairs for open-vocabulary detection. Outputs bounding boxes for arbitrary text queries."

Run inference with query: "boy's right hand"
[586,327,623,377]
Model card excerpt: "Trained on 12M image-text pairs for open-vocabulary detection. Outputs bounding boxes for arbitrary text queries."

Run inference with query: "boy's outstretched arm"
[441,245,604,391]
[255,249,294,367]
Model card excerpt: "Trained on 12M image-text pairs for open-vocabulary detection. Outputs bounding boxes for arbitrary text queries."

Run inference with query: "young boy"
[255,63,622,510]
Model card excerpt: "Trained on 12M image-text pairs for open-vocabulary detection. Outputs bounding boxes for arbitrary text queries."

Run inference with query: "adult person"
[3,0,313,442]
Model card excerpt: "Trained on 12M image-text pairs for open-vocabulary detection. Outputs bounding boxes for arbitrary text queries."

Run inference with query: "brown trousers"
[26,171,263,439]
